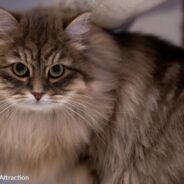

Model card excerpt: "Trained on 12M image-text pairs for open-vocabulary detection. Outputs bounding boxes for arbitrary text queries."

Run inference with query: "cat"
[0,6,184,184]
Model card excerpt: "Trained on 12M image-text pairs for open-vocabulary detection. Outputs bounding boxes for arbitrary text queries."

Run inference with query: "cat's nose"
[32,92,45,101]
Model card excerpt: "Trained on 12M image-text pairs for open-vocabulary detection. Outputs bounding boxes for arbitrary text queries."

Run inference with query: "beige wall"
[129,0,183,46]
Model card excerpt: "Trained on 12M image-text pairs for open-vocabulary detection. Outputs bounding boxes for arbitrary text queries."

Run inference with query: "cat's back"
[96,32,184,184]
[111,31,184,100]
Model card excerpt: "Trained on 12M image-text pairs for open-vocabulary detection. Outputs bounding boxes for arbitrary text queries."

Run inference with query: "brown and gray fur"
[0,6,184,184]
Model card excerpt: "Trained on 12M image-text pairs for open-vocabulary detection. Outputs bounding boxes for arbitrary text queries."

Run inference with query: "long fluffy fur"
[0,7,184,184]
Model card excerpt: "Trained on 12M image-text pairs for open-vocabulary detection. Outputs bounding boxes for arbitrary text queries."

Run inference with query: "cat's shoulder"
[110,31,184,62]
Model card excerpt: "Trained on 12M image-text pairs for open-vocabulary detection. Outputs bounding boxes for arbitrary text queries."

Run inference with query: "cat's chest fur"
[0,111,93,183]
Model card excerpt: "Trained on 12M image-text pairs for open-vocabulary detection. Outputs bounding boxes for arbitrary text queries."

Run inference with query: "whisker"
[0,103,17,116]
[67,100,122,135]
[63,102,108,145]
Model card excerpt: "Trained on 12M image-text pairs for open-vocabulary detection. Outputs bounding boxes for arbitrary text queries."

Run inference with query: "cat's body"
[89,32,184,184]
[0,7,184,184]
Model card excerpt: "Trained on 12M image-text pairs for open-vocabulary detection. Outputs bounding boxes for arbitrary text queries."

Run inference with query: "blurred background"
[0,0,183,46]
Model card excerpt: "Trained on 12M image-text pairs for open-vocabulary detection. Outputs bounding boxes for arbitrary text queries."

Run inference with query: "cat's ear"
[65,13,91,50]
[0,8,19,41]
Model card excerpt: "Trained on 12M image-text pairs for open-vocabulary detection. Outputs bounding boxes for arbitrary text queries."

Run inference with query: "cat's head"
[0,8,119,112]
[0,8,121,168]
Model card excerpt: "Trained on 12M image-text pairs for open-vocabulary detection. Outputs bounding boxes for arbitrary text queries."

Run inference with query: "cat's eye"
[12,63,29,77]
[48,64,65,79]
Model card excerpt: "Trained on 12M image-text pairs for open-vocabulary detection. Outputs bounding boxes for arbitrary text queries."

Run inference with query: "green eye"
[12,63,29,77]
[49,64,64,79]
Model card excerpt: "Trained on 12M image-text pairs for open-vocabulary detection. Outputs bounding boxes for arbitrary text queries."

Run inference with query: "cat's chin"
[16,101,56,111]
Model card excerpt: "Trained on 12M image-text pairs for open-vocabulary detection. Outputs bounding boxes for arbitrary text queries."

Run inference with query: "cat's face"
[0,10,93,112]
[1,37,88,111]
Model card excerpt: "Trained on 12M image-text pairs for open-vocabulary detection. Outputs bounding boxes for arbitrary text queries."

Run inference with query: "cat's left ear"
[65,13,91,50]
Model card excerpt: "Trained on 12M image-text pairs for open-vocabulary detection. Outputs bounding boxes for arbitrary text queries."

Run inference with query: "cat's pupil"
[16,63,25,73]
[52,65,61,74]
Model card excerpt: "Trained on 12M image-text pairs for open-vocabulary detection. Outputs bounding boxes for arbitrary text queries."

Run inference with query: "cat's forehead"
[11,10,71,66]
[20,9,64,41]
[14,43,66,66]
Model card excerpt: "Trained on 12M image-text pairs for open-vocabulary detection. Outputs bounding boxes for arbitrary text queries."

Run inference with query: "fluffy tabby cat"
[0,7,184,184]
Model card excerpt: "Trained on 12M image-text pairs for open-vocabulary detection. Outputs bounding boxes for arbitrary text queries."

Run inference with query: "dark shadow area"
[114,0,176,32]
[182,0,184,47]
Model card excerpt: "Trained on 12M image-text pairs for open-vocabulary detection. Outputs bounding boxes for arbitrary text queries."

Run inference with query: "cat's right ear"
[0,8,19,43]
[65,13,91,50]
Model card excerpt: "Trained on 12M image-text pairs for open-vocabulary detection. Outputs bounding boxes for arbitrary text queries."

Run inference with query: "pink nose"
[32,92,44,101]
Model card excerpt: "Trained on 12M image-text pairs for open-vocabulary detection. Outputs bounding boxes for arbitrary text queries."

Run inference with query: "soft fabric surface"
[59,0,167,28]
[91,0,168,28]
